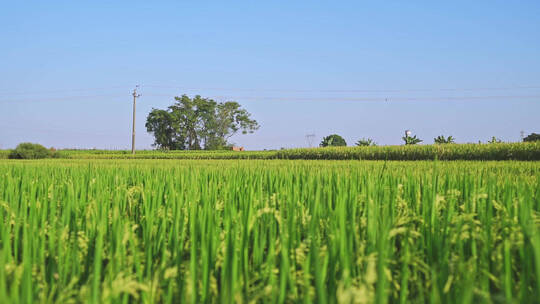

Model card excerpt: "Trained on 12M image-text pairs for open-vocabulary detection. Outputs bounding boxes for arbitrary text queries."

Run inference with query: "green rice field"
[0,159,539,303]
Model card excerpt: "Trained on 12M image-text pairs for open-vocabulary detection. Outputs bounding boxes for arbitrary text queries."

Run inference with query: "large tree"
[146,95,259,150]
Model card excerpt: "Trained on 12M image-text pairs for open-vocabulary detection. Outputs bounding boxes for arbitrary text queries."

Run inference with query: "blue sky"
[1,1,539,150]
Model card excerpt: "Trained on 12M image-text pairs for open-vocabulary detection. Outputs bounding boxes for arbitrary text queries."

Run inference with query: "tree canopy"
[403,134,422,145]
[523,133,540,142]
[320,134,347,147]
[355,138,376,146]
[434,135,455,144]
[146,95,259,150]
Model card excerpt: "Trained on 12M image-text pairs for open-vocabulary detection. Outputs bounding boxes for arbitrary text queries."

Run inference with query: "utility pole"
[132,85,141,155]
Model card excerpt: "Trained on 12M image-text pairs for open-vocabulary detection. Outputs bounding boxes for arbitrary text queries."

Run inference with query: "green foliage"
[355,138,376,146]
[523,133,540,142]
[403,134,422,145]
[14,142,540,161]
[8,143,57,159]
[434,135,455,144]
[0,150,10,159]
[488,136,502,144]
[277,142,540,161]
[320,134,347,147]
[145,109,184,150]
[146,95,259,150]
[0,160,539,302]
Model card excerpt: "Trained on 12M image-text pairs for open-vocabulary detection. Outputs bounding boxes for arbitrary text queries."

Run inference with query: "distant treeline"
[2,142,539,161]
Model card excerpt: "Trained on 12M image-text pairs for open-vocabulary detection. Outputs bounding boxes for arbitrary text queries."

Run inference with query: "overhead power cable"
[1,94,539,103]
[0,85,133,96]
[0,94,126,103]
[143,93,540,102]
[1,84,539,97]
[141,84,540,93]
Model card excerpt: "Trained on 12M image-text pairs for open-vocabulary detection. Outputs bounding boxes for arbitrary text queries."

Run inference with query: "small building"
[232,146,245,151]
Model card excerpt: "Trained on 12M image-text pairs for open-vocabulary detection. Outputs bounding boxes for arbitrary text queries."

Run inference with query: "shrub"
[8,143,57,159]
[355,138,376,146]
[403,135,422,145]
[434,135,455,144]
[488,136,502,144]
[523,133,540,142]
[320,134,347,147]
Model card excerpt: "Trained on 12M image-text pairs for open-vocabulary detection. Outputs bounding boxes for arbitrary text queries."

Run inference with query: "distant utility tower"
[520,130,525,141]
[131,85,141,155]
[306,134,316,147]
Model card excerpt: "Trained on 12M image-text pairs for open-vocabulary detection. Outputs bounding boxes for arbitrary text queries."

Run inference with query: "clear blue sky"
[1,1,539,150]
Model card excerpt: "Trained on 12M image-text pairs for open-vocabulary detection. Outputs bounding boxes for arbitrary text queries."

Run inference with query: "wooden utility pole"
[132,85,141,155]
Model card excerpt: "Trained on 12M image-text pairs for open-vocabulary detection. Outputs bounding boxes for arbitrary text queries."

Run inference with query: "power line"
[1,93,539,103]
[0,83,539,98]
[0,94,126,103]
[0,85,132,96]
[142,93,540,102]
[141,84,540,93]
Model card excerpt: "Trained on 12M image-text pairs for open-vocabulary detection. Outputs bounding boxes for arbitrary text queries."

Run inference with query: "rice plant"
[0,159,539,303]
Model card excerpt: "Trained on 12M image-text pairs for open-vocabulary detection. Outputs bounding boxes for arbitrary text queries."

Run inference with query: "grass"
[0,159,539,303]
